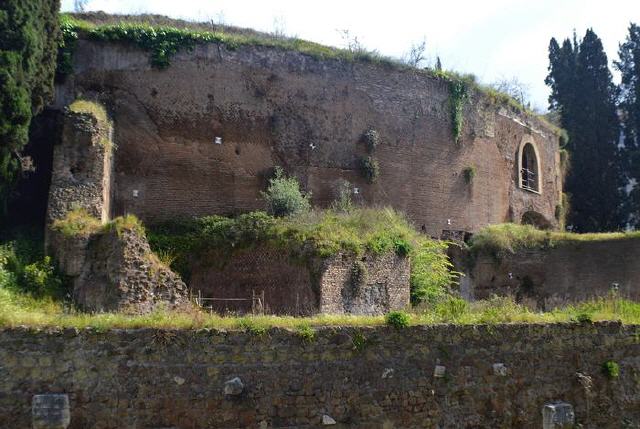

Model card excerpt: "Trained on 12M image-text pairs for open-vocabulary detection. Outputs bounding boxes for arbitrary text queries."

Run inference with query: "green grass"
[52,209,144,238]
[2,286,640,329]
[469,223,640,257]
[68,99,109,124]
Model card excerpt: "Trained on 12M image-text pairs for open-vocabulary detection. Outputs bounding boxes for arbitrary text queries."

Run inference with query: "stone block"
[542,402,575,429]
[32,394,70,429]
[224,377,244,396]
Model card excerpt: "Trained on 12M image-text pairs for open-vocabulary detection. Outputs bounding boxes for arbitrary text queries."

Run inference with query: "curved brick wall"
[54,39,561,236]
[0,323,638,428]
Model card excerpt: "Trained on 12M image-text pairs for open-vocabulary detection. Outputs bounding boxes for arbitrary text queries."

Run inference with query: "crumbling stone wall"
[50,227,189,314]
[0,322,637,428]
[454,238,640,309]
[189,246,409,315]
[46,109,112,226]
[54,39,562,237]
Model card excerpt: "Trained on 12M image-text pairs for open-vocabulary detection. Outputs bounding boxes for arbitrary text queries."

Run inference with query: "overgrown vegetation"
[52,208,144,238]
[385,310,410,329]
[261,167,311,218]
[147,206,456,302]
[463,166,476,184]
[0,229,68,308]
[0,0,61,214]
[68,99,109,123]
[468,223,640,259]
[363,129,380,152]
[449,80,469,143]
[360,156,380,184]
[602,360,620,379]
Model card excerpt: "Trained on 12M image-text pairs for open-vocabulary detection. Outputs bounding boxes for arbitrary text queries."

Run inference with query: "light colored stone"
[434,365,446,378]
[32,394,71,429]
[322,415,337,425]
[173,376,185,385]
[542,402,575,429]
[224,377,244,396]
[493,363,507,376]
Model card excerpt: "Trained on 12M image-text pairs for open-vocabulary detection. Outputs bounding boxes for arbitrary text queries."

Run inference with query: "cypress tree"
[616,23,640,226]
[0,0,61,215]
[546,29,625,232]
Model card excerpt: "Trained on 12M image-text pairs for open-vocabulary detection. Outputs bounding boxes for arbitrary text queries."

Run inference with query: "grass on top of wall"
[1,290,640,330]
[52,209,144,238]
[57,14,559,131]
[68,99,109,123]
[469,223,640,257]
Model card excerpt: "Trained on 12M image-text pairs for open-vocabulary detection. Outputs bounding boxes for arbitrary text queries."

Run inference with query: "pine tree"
[0,0,61,215]
[616,23,640,225]
[546,29,625,232]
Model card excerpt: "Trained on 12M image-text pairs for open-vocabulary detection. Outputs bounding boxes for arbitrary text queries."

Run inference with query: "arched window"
[518,139,541,193]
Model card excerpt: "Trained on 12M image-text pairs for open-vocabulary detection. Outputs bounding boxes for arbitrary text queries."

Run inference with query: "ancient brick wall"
[1,323,638,428]
[456,238,640,309]
[54,40,561,236]
[46,110,112,226]
[189,246,409,316]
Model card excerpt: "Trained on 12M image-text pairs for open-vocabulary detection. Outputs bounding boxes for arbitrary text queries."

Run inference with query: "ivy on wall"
[449,80,469,143]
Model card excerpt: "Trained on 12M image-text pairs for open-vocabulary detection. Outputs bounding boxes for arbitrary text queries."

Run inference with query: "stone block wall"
[46,109,112,226]
[189,246,410,315]
[454,238,640,309]
[71,227,189,313]
[0,322,638,428]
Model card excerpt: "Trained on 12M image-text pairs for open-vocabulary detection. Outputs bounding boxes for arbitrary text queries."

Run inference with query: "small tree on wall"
[261,167,311,217]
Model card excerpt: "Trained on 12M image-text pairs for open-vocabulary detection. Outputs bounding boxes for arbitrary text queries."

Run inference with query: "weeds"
[385,311,411,329]
[602,360,620,379]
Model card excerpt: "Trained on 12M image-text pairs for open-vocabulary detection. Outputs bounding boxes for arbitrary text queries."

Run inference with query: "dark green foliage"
[350,261,367,288]
[0,0,61,214]
[602,360,620,378]
[434,296,469,321]
[261,167,311,217]
[463,166,476,184]
[546,29,625,232]
[351,331,369,351]
[0,230,67,299]
[363,129,380,152]
[360,156,380,184]
[616,23,640,227]
[449,80,469,143]
[385,310,410,329]
[574,311,593,324]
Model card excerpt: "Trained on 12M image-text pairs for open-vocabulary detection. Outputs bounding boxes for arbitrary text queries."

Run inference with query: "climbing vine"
[449,80,469,143]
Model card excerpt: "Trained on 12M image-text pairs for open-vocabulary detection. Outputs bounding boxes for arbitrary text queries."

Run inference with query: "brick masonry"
[0,323,638,428]
[189,246,410,316]
[54,40,562,237]
[453,238,640,309]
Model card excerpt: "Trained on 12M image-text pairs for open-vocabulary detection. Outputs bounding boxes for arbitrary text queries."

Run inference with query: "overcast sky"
[61,0,640,111]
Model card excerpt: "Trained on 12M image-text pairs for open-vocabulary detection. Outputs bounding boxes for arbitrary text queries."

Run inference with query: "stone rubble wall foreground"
[0,322,637,428]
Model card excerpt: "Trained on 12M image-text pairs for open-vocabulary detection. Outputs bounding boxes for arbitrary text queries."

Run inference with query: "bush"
[363,129,380,152]
[602,360,620,379]
[262,167,311,217]
[331,179,354,212]
[296,324,316,342]
[463,166,476,184]
[385,310,410,329]
[410,240,457,305]
[435,296,469,321]
[361,156,380,184]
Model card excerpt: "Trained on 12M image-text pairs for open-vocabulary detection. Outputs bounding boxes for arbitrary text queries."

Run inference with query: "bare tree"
[338,29,366,53]
[272,16,287,39]
[490,76,531,107]
[73,0,88,13]
[403,38,427,68]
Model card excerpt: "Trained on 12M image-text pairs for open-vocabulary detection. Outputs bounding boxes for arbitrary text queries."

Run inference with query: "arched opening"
[521,210,552,230]
[520,142,540,192]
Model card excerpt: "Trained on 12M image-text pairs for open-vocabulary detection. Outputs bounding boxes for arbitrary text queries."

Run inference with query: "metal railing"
[521,167,538,192]
[192,289,265,315]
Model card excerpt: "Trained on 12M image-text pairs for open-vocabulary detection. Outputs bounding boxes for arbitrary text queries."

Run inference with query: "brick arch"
[517,135,542,194]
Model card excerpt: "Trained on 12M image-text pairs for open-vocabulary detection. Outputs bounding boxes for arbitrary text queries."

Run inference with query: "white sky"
[61,0,640,111]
